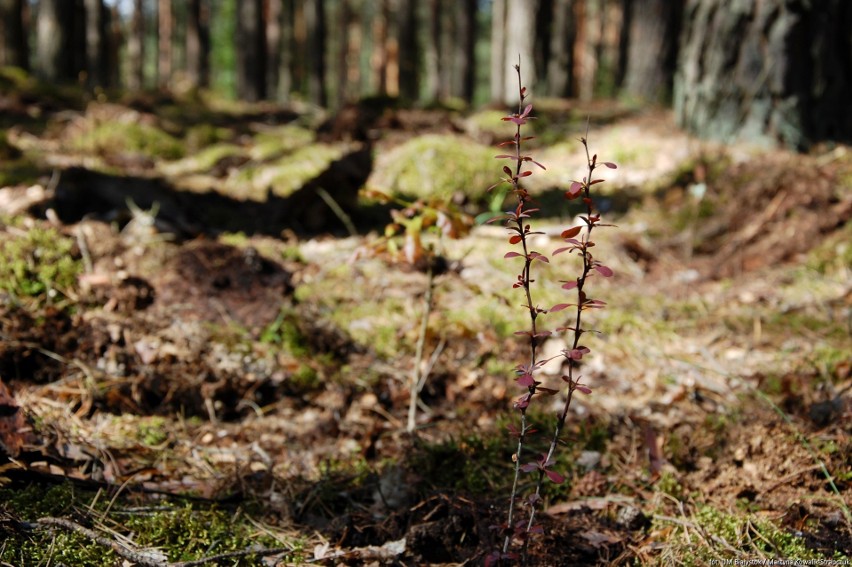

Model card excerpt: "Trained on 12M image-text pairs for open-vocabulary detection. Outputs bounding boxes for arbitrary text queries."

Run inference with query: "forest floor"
[0,72,851,565]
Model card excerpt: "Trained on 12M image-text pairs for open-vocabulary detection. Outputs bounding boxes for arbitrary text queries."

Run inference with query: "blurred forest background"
[1,0,850,149]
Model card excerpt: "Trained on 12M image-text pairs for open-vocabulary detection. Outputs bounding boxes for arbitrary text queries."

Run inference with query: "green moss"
[251,124,315,161]
[225,143,344,200]
[125,505,280,562]
[71,121,185,160]
[159,142,244,176]
[369,134,496,202]
[184,123,231,151]
[0,222,82,302]
[138,416,169,446]
[653,505,842,563]
[260,307,309,356]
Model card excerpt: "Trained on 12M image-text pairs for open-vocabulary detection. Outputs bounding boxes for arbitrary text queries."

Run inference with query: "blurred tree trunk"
[266,0,283,98]
[453,0,476,102]
[186,0,209,88]
[622,0,682,103]
[675,0,852,150]
[157,0,172,89]
[236,0,266,101]
[107,5,122,87]
[127,0,145,90]
[545,0,575,97]
[36,0,75,82]
[304,0,326,106]
[501,0,536,104]
[371,0,390,95]
[0,0,28,69]
[84,0,107,88]
[424,0,442,101]
[489,0,506,103]
[277,0,294,101]
[397,0,419,102]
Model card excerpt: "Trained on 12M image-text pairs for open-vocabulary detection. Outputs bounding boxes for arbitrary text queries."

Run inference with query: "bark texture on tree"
[397,0,419,102]
[675,0,852,150]
[236,0,266,101]
[0,0,28,69]
[622,0,682,103]
[84,0,107,88]
[490,0,506,103]
[157,0,172,89]
[127,0,144,90]
[502,0,537,104]
[545,0,575,97]
[36,0,74,82]
[186,0,209,89]
[305,0,326,106]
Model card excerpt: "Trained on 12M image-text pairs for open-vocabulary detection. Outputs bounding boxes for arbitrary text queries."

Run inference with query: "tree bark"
[453,0,476,102]
[675,0,852,150]
[157,0,172,90]
[304,0,326,106]
[622,0,682,103]
[127,0,145,91]
[186,0,209,88]
[424,0,442,101]
[236,0,266,101]
[502,0,537,104]
[397,0,419,102]
[84,0,107,88]
[490,0,506,103]
[0,0,28,69]
[278,0,294,102]
[266,0,283,99]
[36,0,74,82]
[546,0,575,97]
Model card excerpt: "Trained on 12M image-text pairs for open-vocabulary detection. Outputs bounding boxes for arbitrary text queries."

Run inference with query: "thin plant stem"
[407,263,435,433]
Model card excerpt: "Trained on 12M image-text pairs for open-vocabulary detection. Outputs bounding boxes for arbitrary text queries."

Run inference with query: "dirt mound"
[688,150,851,278]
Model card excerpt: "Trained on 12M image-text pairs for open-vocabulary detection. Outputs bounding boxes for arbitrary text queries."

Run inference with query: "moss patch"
[369,134,495,203]
[0,221,81,302]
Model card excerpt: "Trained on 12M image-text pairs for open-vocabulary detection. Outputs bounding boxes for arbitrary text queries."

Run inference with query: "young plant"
[486,64,616,565]
[363,191,472,433]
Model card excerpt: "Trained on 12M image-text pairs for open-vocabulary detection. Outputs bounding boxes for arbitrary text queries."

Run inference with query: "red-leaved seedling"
[485,63,616,566]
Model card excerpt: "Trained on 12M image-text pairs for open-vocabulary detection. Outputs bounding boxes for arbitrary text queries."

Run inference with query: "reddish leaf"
[537,387,560,396]
[561,280,578,290]
[503,165,513,176]
[520,462,539,473]
[509,234,523,244]
[529,252,549,263]
[602,162,617,169]
[566,181,583,199]
[549,303,571,312]
[518,170,532,177]
[575,384,593,395]
[521,103,533,117]
[504,251,524,259]
[494,154,515,159]
[561,226,582,239]
[552,246,576,256]
[516,373,536,388]
[497,140,517,147]
[545,469,566,484]
[595,265,614,277]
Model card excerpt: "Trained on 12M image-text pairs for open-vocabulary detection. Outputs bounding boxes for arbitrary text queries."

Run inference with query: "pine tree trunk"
[397,0,419,102]
[489,0,506,103]
[424,0,442,101]
[127,0,144,91]
[236,0,266,101]
[305,0,326,106]
[622,0,682,103]
[0,0,28,69]
[186,0,209,89]
[546,0,575,97]
[453,0,476,102]
[675,0,852,150]
[36,0,73,82]
[502,0,537,104]
[84,0,107,88]
[157,0,172,90]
